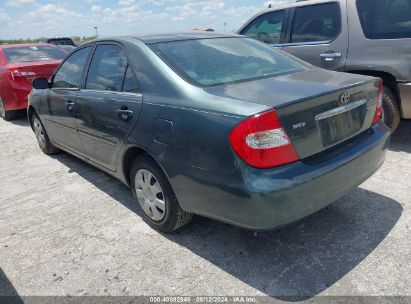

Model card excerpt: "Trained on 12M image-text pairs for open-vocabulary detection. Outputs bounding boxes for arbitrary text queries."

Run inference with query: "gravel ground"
[0,115,410,301]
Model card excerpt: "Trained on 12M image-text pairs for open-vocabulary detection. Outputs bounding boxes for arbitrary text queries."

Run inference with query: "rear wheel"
[130,155,192,232]
[32,113,60,155]
[0,98,16,121]
[382,85,401,132]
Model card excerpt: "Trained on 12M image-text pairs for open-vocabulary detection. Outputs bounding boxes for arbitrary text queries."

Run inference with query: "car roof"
[256,0,342,13]
[133,32,241,44]
[0,43,56,49]
[89,32,242,45]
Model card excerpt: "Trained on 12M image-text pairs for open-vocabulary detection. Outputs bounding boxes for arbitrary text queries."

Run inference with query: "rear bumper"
[3,82,31,111]
[398,82,411,119]
[172,123,390,230]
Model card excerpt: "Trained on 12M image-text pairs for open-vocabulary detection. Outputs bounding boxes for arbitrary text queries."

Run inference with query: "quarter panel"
[131,102,242,173]
[129,102,246,211]
[346,0,411,81]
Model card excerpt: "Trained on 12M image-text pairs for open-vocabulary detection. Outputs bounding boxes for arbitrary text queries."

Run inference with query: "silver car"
[238,0,411,132]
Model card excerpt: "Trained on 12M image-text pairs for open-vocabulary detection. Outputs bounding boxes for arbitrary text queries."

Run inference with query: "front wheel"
[32,113,60,155]
[382,85,401,132]
[130,155,192,232]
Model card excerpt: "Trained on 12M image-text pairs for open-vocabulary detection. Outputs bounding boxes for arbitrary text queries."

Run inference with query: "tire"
[382,85,401,133]
[0,98,17,121]
[31,113,60,155]
[130,155,192,232]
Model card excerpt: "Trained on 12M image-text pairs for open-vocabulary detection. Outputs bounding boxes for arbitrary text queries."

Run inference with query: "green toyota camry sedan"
[28,32,390,232]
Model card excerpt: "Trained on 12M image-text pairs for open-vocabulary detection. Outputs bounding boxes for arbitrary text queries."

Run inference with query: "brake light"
[229,110,299,169]
[372,79,383,125]
[9,70,36,81]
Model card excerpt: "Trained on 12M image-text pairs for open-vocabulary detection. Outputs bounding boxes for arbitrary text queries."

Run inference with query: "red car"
[0,44,66,120]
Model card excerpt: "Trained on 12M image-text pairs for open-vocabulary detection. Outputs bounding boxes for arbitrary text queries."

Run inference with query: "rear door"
[282,1,348,71]
[43,46,92,156]
[74,43,143,171]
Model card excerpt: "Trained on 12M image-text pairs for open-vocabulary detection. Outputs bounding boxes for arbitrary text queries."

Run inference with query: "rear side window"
[86,44,128,92]
[290,2,341,43]
[241,10,285,44]
[3,45,66,64]
[49,39,75,46]
[53,46,91,89]
[357,0,411,39]
[122,66,140,93]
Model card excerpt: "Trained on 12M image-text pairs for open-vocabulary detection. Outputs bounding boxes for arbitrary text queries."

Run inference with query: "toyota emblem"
[340,92,350,104]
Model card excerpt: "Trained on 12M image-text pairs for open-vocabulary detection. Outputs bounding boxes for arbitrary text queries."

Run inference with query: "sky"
[0,0,294,39]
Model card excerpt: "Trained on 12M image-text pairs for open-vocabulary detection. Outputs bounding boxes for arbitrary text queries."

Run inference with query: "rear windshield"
[3,45,66,64]
[150,37,309,86]
[49,39,75,46]
[357,0,411,39]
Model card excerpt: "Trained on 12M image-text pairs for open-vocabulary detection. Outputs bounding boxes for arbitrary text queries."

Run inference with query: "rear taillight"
[229,110,299,169]
[372,79,383,125]
[9,69,36,81]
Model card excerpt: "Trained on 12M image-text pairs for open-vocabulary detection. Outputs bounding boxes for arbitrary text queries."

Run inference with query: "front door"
[282,1,348,71]
[43,46,92,156]
[240,9,287,48]
[75,44,143,171]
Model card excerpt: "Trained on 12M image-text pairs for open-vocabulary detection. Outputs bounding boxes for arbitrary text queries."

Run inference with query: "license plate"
[315,99,368,147]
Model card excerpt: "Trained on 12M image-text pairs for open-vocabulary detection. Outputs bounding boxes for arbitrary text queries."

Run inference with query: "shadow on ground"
[390,120,411,153]
[4,111,29,127]
[52,152,403,301]
[0,268,23,303]
[4,115,408,299]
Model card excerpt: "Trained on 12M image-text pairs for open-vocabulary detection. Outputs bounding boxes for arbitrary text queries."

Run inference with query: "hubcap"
[0,99,5,118]
[134,169,166,221]
[33,118,46,149]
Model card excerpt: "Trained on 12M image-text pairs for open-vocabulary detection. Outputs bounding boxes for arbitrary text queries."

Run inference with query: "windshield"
[3,45,66,64]
[150,37,309,87]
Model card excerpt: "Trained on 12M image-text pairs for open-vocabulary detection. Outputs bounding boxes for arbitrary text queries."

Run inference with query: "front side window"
[357,0,411,39]
[291,2,341,43]
[150,37,309,87]
[3,45,66,64]
[241,10,285,44]
[52,46,91,89]
[86,44,128,92]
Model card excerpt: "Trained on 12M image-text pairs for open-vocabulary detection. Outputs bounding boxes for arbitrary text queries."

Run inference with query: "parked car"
[57,45,76,54]
[29,33,389,232]
[0,43,66,120]
[238,0,411,132]
[39,37,76,47]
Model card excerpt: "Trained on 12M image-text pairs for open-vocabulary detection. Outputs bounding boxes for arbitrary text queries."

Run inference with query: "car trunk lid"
[204,69,380,160]
[8,60,61,84]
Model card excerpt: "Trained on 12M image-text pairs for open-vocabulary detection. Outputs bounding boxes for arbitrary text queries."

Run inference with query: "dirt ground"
[0,115,410,300]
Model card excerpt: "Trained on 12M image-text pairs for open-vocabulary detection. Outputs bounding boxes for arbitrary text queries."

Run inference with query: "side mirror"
[32,78,50,90]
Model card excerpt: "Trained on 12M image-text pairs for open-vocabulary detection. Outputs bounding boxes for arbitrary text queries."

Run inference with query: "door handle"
[117,108,133,122]
[65,100,75,112]
[320,52,342,62]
